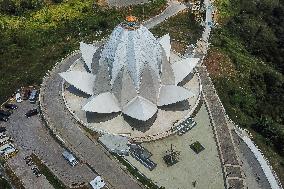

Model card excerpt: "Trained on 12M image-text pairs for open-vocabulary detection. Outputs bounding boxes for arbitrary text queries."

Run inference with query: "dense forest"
[208,0,284,182]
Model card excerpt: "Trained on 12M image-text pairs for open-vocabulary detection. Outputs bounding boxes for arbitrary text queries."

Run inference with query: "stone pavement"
[1,100,96,188]
[40,52,143,189]
[197,66,245,189]
[144,0,187,29]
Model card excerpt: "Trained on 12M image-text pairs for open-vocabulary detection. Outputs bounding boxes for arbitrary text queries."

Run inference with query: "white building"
[60,16,199,121]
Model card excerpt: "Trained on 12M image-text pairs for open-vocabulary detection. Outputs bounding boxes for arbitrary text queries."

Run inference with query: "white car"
[16,92,22,103]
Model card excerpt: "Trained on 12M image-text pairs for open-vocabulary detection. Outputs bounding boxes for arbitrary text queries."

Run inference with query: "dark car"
[22,89,31,100]
[25,109,38,118]
[0,110,12,117]
[29,90,38,103]
[4,103,18,110]
[0,127,6,132]
[0,115,9,122]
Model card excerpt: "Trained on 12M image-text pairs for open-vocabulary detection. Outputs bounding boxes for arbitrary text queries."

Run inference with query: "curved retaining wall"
[232,121,283,189]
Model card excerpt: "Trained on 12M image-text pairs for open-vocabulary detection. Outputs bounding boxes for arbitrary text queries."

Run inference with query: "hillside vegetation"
[206,0,284,184]
[0,0,166,103]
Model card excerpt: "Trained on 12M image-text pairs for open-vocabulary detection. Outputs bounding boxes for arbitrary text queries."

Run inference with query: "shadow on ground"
[66,85,90,98]
[124,113,157,133]
[86,112,120,123]
[159,100,191,111]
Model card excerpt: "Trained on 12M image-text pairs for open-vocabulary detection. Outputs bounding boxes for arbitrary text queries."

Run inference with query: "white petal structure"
[82,92,121,113]
[80,42,98,72]
[60,17,198,122]
[123,96,157,121]
[59,71,96,95]
[101,25,162,89]
[172,58,199,85]
[157,85,194,106]
[159,34,171,61]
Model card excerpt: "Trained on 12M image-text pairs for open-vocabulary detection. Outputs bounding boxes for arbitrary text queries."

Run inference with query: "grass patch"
[0,177,12,189]
[30,153,66,189]
[4,164,25,189]
[190,141,205,154]
[150,10,203,54]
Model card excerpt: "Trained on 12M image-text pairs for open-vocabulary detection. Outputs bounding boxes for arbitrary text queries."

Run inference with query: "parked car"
[27,161,33,166]
[62,151,78,166]
[22,89,31,100]
[33,168,41,177]
[16,90,23,103]
[0,110,12,117]
[0,136,11,145]
[0,132,7,138]
[0,115,9,122]
[4,103,18,110]
[0,143,17,158]
[25,109,38,118]
[0,127,6,133]
[29,90,38,103]
[24,156,31,160]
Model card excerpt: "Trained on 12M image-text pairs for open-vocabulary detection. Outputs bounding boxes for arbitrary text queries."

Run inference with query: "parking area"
[0,99,97,188]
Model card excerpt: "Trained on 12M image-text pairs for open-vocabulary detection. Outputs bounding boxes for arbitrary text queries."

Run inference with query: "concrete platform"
[62,52,201,142]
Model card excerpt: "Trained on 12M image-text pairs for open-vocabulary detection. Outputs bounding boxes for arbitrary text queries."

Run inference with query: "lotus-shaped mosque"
[60,16,199,122]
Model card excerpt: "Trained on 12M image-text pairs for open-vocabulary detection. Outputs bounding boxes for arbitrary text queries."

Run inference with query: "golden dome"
[125,15,137,22]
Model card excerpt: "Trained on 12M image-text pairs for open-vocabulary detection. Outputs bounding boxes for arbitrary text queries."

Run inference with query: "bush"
[52,0,63,4]
[0,0,44,15]
[0,0,16,14]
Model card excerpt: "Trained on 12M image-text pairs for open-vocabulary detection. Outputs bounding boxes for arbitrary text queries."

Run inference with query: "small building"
[90,176,105,189]
[99,134,129,155]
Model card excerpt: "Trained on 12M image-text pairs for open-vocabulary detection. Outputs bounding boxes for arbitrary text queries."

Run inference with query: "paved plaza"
[125,104,224,189]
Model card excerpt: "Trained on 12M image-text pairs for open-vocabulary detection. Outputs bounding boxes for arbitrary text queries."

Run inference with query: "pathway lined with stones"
[197,66,245,189]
